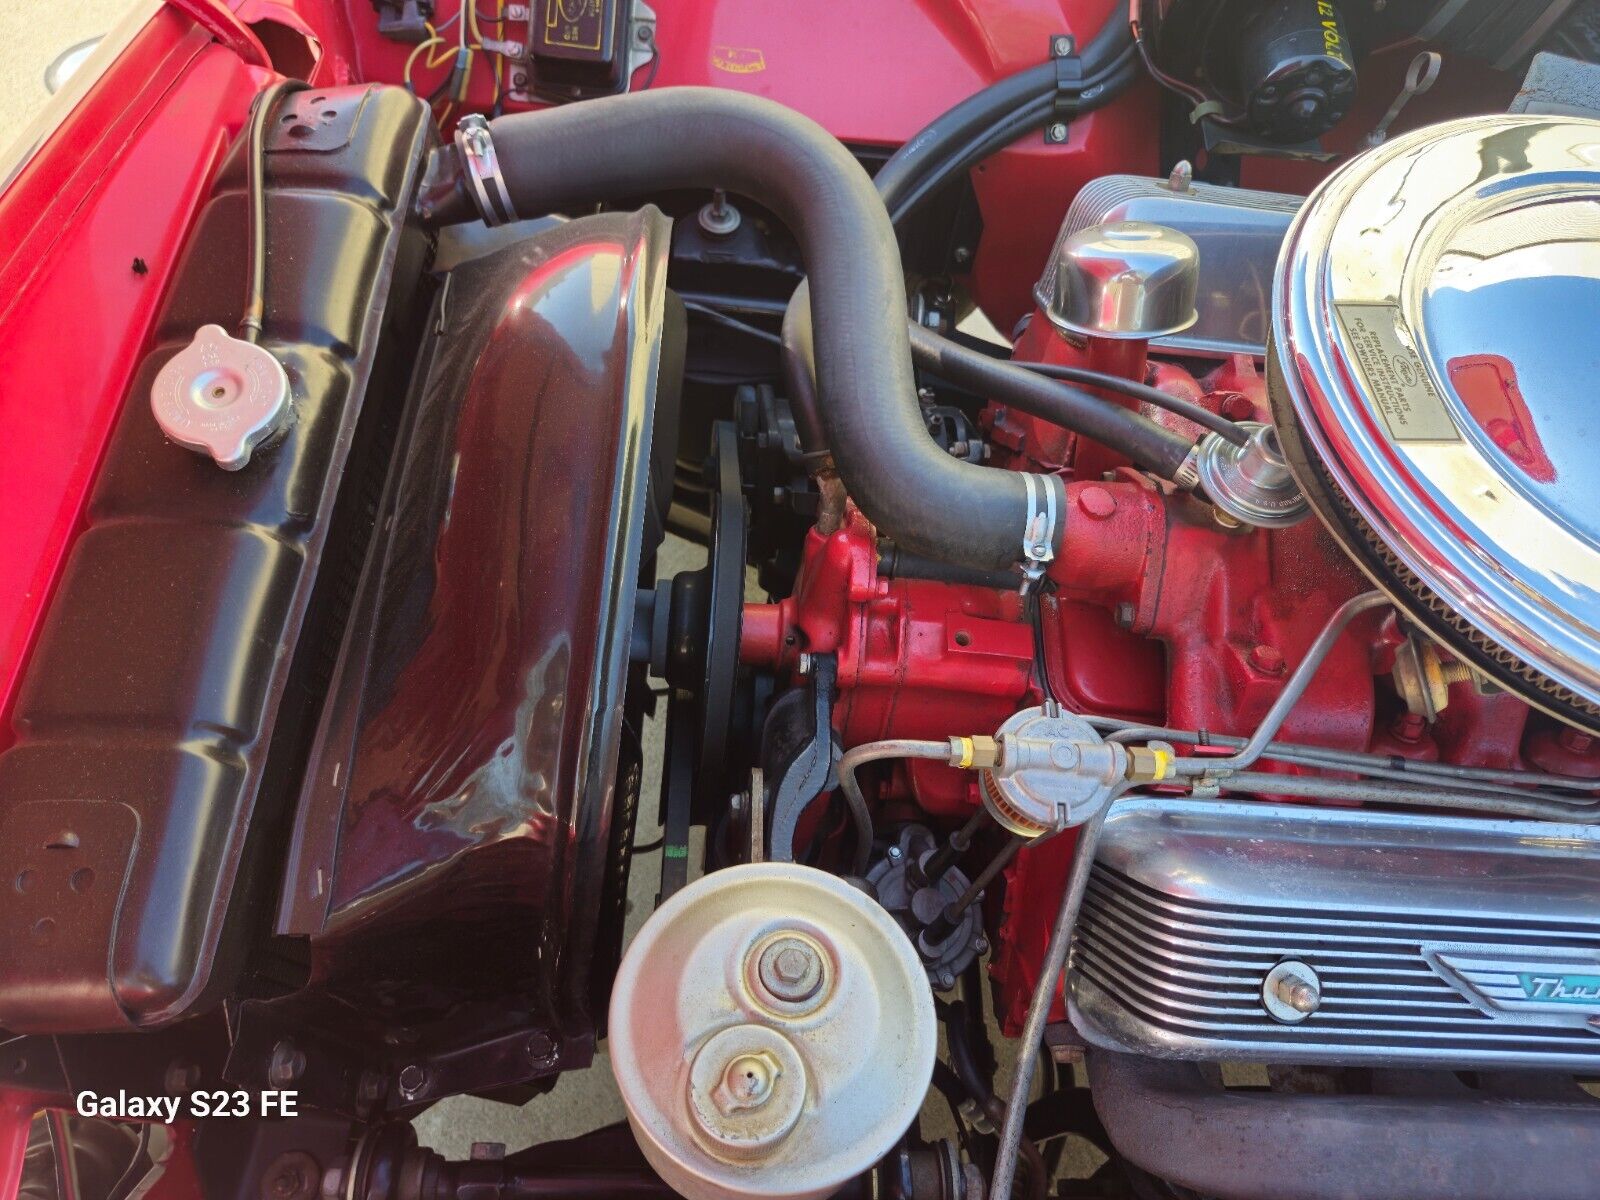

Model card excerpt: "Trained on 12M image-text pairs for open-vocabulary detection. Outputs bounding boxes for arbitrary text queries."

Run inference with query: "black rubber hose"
[779,17,1143,466]
[239,79,306,344]
[877,542,1019,590]
[908,323,1195,480]
[436,90,1050,570]
[884,47,1141,223]
[947,328,1249,444]
[874,21,1137,220]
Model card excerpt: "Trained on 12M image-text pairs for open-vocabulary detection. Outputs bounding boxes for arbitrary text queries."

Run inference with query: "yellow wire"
[403,24,442,91]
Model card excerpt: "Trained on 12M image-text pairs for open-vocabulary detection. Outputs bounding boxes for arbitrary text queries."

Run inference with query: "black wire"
[683,300,784,347]
[240,79,307,344]
[884,44,1142,226]
[637,30,661,91]
[944,329,1249,445]
[1019,361,1245,444]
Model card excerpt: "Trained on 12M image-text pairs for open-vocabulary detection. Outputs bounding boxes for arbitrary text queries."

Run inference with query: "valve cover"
[1270,113,1600,731]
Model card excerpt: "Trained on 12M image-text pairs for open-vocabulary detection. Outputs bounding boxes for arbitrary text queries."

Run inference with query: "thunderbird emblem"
[1424,944,1600,1031]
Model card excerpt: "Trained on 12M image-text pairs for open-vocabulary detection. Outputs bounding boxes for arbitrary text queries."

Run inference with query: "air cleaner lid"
[1272,114,1600,729]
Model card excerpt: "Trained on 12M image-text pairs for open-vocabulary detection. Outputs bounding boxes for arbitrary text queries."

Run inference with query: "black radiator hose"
[431,89,1056,570]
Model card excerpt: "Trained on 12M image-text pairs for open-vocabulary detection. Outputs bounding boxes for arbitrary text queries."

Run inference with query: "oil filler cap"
[609,863,936,1200]
[150,324,290,470]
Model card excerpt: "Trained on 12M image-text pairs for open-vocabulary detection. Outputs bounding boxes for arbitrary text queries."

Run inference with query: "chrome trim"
[1037,174,1300,357]
[1069,796,1600,1069]
[1272,114,1600,724]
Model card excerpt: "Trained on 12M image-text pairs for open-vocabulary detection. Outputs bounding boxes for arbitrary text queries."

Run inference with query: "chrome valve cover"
[1068,797,1600,1069]
[1270,114,1600,732]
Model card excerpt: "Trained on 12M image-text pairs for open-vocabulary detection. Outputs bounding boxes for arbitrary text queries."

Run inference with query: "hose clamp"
[1174,443,1203,492]
[453,113,518,227]
[1020,473,1062,591]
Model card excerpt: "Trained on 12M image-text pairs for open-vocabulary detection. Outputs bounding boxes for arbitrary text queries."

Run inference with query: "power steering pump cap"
[608,863,936,1200]
[1271,113,1600,733]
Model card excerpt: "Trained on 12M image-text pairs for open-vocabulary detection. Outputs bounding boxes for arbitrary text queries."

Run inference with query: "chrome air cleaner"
[1270,114,1600,731]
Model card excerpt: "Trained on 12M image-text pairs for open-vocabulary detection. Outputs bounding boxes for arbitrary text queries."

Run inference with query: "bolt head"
[267,1040,306,1087]
[1559,728,1596,754]
[1052,35,1074,57]
[1046,123,1069,143]
[397,1064,428,1098]
[1114,601,1136,629]
[755,935,825,1004]
[1262,960,1321,1023]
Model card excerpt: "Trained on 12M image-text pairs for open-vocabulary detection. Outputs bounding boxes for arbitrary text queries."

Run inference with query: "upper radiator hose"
[427,89,1060,571]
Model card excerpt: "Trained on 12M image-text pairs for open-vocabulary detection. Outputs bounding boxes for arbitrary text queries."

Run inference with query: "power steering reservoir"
[609,863,936,1200]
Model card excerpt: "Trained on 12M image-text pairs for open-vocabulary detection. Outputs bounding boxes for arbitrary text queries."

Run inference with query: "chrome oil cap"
[1045,220,1200,339]
[1271,114,1600,730]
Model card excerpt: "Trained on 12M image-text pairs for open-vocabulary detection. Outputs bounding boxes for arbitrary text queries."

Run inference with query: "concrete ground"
[0,1,133,138]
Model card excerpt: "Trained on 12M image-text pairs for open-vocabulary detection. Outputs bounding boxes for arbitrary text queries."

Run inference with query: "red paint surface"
[751,333,1543,1033]
[0,10,270,745]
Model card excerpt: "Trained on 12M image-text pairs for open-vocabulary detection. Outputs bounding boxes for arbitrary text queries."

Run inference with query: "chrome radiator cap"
[1068,796,1600,1069]
[1270,113,1600,732]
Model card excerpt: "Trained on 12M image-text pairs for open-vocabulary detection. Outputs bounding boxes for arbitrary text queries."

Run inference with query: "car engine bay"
[3,1,1600,1198]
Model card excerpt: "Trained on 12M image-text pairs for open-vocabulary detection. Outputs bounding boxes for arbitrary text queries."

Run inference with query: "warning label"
[1336,303,1459,442]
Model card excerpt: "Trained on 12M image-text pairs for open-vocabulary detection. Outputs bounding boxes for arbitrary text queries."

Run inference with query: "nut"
[756,935,825,1004]
[1262,960,1322,1023]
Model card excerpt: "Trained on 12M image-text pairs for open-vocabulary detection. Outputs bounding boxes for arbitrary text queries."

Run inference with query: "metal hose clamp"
[453,113,518,227]
[1019,473,1062,591]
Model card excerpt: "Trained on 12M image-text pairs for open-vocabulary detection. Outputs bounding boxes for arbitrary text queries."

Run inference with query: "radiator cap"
[150,324,290,470]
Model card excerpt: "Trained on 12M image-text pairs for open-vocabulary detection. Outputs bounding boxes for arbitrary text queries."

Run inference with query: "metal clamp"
[1050,33,1082,114]
[453,113,518,227]
[1020,474,1062,591]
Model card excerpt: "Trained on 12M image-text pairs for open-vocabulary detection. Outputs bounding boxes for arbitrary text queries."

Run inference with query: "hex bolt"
[267,1040,306,1087]
[1262,960,1322,1023]
[1275,973,1320,1012]
[1051,35,1074,57]
[1560,729,1596,754]
[756,935,825,1003]
[1045,122,1069,144]
[397,1063,429,1099]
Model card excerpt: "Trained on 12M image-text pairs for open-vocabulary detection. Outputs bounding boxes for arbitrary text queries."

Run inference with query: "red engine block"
[742,306,1557,1033]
